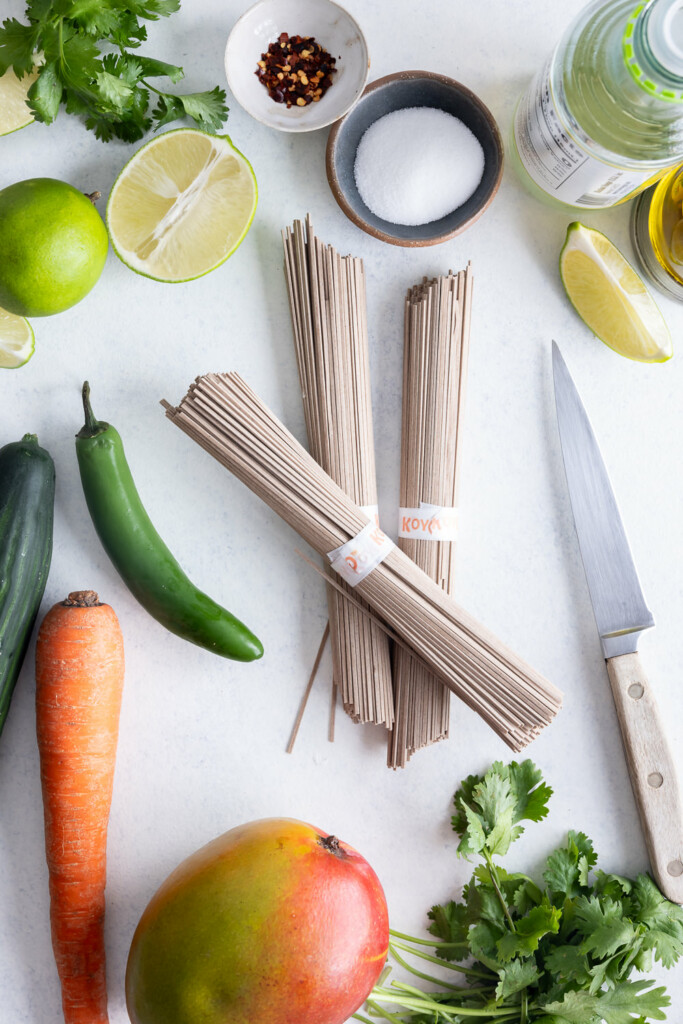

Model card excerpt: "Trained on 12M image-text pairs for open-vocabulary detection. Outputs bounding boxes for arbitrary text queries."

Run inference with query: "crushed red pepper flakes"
[255,32,337,107]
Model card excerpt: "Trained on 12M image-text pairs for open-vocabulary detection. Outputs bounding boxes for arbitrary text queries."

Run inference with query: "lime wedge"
[0,308,34,368]
[560,222,672,363]
[106,128,257,283]
[0,66,38,136]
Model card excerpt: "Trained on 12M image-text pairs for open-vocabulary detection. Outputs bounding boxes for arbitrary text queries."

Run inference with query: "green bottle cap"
[624,1,683,102]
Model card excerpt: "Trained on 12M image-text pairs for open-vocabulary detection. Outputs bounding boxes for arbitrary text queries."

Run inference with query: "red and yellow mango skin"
[125,817,389,1024]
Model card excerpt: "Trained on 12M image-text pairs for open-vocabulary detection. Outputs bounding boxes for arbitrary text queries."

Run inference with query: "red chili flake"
[255,33,337,108]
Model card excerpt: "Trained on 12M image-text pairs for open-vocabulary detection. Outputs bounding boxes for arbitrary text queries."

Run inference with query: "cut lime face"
[0,66,38,135]
[106,129,257,283]
[0,308,35,368]
[560,222,672,363]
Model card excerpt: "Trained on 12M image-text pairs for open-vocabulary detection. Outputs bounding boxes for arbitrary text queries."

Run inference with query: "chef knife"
[552,341,683,903]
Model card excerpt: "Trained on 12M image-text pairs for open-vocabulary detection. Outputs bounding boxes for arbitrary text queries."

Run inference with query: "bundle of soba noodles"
[163,374,562,751]
[390,266,472,768]
[283,217,392,728]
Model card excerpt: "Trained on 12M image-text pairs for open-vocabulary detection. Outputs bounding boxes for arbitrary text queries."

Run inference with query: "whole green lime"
[0,178,109,316]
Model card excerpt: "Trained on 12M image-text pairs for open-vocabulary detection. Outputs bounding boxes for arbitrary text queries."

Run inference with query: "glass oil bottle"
[512,0,683,209]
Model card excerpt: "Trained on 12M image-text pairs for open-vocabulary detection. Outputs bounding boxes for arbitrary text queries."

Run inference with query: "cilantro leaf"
[66,0,123,36]
[469,920,505,972]
[474,768,516,830]
[627,874,683,968]
[176,87,228,132]
[95,70,135,112]
[59,33,102,83]
[496,899,561,961]
[512,876,545,915]
[545,833,597,901]
[544,944,592,986]
[427,900,469,960]
[506,759,553,823]
[466,876,508,932]
[495,958,540,1000]
[571,830,598,869]
[453,760,552,859]
[541,989,608,1022]
[575,897,637,959]
[452,773,481,836]
[27,62,63,122]
[26,0,53,24]
[456,801,487,858]
[109,12,147,48]
[596,981,670,1023]
[543,980,669,1024]
[124,0,180,19]
[136,54,183,81]
[545,846,584,901]
[594,871,634,900]
[151,91,185,129]
[0,17,38,75]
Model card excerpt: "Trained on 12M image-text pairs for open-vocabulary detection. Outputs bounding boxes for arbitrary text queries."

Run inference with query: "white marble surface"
[1,0,682,1020]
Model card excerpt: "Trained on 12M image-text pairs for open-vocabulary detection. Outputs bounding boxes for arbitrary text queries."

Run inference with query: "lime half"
[0,308,34,368]
[560,222,672,363]
[106,129,257,283]
[0,66,38,135]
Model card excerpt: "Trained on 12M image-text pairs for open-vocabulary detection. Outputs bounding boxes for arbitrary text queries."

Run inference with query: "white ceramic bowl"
[225,0,370,132]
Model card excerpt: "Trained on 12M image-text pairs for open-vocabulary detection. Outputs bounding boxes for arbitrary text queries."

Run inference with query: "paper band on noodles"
[359,503,380,526]
[327,520,395,587]
[398,502,458,541]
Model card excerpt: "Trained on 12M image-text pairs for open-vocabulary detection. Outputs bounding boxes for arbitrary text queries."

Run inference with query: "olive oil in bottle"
[631,163,683,299]
[513,0,683,209]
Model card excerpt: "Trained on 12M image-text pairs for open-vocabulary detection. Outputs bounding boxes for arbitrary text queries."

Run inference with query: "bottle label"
[514,61,657,208]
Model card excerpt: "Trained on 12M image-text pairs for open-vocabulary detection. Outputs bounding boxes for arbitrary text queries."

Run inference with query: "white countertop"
[1,0,682,1020]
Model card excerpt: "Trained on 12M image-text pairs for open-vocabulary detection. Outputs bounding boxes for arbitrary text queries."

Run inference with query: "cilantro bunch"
[359,761,683,1024]
[0,0,228,142]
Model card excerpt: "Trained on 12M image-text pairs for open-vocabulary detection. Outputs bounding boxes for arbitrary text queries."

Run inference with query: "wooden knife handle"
[606,652,683,904]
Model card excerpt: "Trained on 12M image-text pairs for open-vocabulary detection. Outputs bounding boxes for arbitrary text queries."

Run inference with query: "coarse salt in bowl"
[354,107,485,226]
[326,71,504,246]
[225,0,370,133]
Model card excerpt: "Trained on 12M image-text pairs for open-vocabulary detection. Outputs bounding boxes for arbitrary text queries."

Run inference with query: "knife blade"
[552,341,683,903]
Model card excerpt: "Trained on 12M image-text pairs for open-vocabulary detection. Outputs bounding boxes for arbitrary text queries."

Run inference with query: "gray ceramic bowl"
[326,70,503,246]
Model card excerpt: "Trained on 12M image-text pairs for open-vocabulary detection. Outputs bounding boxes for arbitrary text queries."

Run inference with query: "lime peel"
[106,128,257,284]
[560,221,673,363]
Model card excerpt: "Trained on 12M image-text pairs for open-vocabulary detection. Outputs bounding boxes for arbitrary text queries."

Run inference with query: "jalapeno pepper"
[75,382,263,662]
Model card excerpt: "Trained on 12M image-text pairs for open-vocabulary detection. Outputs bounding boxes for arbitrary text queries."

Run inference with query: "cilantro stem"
[520,988,528,1024]
[369,988,516,1016]
[483,851,517,933]
[365,999,405,1023]
[388,938,492,978]
[389,929,468,948]
[388,942,486,994]
[141,80,164,96]
[57,16,64,75]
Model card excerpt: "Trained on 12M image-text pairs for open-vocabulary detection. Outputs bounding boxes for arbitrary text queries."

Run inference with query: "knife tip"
[551,340,566,378]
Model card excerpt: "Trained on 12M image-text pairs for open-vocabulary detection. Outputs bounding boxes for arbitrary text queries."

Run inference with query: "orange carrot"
[36,590,125,1024]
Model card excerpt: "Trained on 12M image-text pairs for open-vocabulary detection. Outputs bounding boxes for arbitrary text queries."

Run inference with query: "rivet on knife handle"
[606,652,683,904]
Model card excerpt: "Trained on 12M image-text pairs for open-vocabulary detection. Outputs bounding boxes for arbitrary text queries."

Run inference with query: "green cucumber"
[0,433,55,737]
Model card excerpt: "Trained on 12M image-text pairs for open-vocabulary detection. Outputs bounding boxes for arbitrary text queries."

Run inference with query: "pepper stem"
[77,381,109,439]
